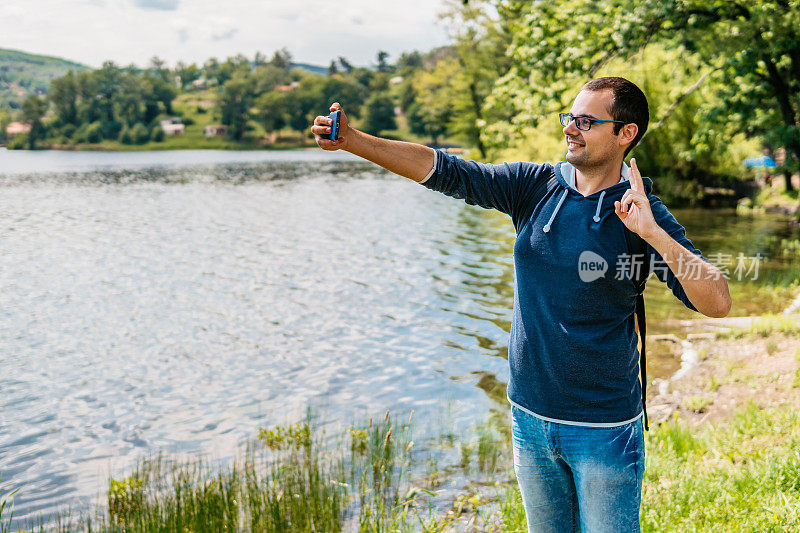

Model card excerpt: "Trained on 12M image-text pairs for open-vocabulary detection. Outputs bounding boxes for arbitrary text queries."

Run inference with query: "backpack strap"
[636,292,648,431]
[623,229,652,431]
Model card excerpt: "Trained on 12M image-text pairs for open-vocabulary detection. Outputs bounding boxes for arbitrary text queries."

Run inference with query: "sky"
[0,0,453,69]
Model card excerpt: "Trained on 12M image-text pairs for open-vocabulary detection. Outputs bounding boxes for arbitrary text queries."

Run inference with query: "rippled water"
[0,150,797,523]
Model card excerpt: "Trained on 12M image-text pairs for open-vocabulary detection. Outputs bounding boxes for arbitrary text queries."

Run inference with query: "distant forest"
[2,0,799,205]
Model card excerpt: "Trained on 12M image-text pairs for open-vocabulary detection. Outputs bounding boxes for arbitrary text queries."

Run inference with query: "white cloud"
[0,0,450,68]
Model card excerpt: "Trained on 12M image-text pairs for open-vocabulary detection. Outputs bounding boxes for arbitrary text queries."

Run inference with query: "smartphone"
[329,110,341,141]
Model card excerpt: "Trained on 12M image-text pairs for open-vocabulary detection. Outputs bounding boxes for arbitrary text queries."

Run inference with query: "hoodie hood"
[542,162,654,233]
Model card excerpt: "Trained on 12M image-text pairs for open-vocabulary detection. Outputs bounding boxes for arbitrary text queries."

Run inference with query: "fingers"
[314,115,332,126]
[614,200,627,219]
[629,157,644,192]
[311,114,332,139]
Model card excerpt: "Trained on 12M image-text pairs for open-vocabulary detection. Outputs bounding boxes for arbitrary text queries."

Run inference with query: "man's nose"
[563,119,580,136]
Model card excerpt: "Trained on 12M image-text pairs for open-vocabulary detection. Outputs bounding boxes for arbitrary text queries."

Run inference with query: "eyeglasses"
[559,113,625,131]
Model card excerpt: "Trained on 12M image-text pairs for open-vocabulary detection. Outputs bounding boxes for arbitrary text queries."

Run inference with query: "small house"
[204,125,228,137]
[6,121,32,136]
[159,117,185,136]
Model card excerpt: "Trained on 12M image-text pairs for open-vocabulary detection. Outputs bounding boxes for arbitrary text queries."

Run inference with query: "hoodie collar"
[543,161,651,233]
[560,161,630,192]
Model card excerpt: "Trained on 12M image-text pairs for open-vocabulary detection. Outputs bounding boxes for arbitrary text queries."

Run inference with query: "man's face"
[563,89,621,168]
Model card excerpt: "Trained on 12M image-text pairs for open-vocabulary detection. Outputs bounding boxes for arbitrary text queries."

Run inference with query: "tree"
[438,0,513,158]
[408,60,457,145]
[376,51,391,73]
[253,65,291,95]
[363,93,397,136]
[487,0,800,190]
[269,48,293,70]
[175,61,201,89]
[219,74,255,140]
[49,71,79,126]
[148,56,171,83]
[0,107,10,144]
[22,94,47,149]
[256,91,289,138]
[328,60,339,76]
[337,57,354,74]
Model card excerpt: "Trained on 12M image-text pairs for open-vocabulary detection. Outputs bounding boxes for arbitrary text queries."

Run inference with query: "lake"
[1,148,798,523]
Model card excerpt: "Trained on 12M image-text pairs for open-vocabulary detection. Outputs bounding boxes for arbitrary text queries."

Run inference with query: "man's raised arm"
[310,102,435,183]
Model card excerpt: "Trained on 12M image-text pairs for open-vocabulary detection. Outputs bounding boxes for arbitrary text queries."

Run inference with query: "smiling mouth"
[567,140,584,149]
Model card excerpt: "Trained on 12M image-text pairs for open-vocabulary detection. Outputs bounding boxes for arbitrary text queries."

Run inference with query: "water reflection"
[0,157,796,524]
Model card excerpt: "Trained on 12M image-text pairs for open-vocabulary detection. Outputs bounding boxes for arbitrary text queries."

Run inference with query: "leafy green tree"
[219,74,255,140]
[22,94,47,149]
[487,0,800,190]
[148,56,171,83]
[376,51,391,73]
[175,61,201,89]
[0,107,10,144]
[253,65,291,95]
[407,60,456,145]
[269,48,293,70]
[256,91,289,136]
[396,51,423,70]
[50,71,79,125]
[439,0,513,158]
[337,57,354,74]
[363,93,397,136]
[328,60,339,76]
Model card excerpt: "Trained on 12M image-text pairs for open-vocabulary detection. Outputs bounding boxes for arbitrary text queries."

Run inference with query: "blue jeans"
[511,405,645,532]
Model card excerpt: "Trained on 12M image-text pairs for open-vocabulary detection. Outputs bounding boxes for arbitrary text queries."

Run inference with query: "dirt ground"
[647,318,800,427]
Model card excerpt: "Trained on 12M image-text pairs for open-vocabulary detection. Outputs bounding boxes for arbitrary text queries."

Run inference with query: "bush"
[74,121,104,143]
[118,125,133,144]
[150,125,164,142]
[101,120,123,141]
[7,134,28,150]
[61,123,77,139]
[182,116,195,126]
[131,123,150,144]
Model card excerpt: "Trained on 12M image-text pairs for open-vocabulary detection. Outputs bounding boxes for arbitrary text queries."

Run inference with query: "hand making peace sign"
[614,158,659,241]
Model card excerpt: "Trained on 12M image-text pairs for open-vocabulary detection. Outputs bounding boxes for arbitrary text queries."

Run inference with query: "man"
[310,77,730,532]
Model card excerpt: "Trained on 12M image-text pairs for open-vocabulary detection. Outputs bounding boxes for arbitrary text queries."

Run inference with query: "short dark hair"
[582,77,649,158]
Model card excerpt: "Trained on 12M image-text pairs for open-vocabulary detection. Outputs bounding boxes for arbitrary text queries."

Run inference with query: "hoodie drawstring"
[543,189,569,233]
[593,190,606,223]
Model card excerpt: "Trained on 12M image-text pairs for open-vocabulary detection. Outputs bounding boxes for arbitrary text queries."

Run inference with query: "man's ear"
[619,123,638,150]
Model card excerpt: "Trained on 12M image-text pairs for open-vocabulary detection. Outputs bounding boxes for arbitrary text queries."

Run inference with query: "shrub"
[131,123,150,144]
[118,125,133,144]
[150,125,165,142]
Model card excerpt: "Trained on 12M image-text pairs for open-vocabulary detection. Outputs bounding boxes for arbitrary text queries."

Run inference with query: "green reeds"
[1,475,20,533]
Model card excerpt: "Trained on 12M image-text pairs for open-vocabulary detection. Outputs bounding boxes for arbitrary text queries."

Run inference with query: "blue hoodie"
[420,150,707,426]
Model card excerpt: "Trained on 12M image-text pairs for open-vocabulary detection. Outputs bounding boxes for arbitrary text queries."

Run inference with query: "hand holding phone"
[328,110,341,141]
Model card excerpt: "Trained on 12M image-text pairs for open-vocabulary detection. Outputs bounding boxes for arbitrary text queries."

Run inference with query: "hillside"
[0,48,88,109]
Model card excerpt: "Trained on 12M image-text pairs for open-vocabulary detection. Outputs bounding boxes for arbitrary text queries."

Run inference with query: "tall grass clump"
[99,411,434,532]
[1,475,19,533]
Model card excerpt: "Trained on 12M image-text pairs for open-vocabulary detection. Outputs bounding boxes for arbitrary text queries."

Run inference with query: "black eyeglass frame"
[559,112,626,131]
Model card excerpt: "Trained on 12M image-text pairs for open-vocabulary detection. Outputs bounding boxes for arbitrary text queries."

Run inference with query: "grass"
[8,388,800,531]
[718,313,800,340]
[3,409,510,532]
[498,401,800,531]
[1,475,19,533]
